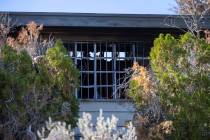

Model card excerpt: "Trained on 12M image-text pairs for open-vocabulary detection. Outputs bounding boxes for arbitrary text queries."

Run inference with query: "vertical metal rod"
[132,43,136,63]
[106,42,108,99]
[74,43,78,98]
[87,43,89,99]
[113,43,117,99]
[124,43,127,69]
[118,44,121,97]
[143,42,145,66]
[80,43,83,99]
[94,43,97,99]
[100,42,102,98]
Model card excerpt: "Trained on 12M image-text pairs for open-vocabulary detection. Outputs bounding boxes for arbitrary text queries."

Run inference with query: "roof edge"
[1,11,210,29]
[0,11,180,18]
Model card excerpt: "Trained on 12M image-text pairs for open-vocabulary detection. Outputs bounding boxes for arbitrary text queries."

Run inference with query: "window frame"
[64,41,150,100]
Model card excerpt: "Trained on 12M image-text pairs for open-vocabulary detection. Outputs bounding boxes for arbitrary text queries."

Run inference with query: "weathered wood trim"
[2,12,210,28]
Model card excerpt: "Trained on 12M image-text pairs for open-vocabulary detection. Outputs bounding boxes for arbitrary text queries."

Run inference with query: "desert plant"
[170,0,210,38]
[37,117,74,140]
[128,32,210,139]
[150,32,210,139]
[78,109,137,140]
[128,63,174,140]
[0,21,79,139]
[37,110,137,140]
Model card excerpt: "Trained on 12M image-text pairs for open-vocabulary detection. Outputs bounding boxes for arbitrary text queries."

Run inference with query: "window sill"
[78,99,132,102]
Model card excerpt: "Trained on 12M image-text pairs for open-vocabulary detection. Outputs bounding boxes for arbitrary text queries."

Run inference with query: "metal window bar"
[106,42,108,99]
[65,41,150,100]
[93,43,97,99]
[112,43,117,99]
[99,43,102,99]
[74,43,78,98]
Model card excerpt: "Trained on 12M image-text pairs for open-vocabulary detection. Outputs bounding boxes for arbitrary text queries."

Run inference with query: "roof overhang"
[1,12,210,29]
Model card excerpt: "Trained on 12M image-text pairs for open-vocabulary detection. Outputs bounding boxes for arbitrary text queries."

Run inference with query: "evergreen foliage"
[0,40,79,138]
[149,32,210,139]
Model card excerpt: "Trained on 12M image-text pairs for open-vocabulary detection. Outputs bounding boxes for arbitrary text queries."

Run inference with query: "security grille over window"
[64,41,150,100]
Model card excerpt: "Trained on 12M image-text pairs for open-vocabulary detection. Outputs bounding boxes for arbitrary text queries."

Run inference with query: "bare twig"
[165,0,210,38]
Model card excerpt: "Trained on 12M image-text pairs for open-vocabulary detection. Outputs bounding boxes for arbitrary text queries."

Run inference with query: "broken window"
[64,41,150,100]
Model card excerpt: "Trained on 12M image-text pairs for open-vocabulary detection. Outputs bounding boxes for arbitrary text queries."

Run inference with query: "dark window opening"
[64,41,150,100]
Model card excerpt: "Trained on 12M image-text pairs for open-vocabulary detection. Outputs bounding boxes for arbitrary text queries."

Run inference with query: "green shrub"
[0,40,79,138]
[150,32,210,139]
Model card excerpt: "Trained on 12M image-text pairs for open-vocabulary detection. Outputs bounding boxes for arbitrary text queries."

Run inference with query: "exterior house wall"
[46,28,145,127]
[79,100,135,127]
[1,12,186,128]
[42,27,183,127]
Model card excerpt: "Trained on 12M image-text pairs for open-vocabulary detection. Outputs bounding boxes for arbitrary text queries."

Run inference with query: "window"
[64,41,149,100]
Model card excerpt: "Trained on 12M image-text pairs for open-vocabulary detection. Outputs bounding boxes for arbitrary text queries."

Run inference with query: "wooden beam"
[2,12,210,28]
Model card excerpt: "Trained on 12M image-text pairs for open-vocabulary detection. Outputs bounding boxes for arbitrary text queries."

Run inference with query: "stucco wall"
[79,100,136,127]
